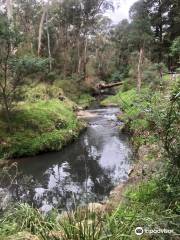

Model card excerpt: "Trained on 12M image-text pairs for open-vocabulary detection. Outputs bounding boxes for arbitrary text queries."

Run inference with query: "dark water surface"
[1,107,132,212]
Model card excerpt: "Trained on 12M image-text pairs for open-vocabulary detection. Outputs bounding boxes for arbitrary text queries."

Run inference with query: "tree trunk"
[38,5,47,57]
[2,90,11,132]
[46,11,52,72]
[98,82,122,90]
[158,0,163,62]
[137,47,144,92]
[63,25,68,76]
[77,35,81,74]
[6,0,13,21]
[83,37,88,80]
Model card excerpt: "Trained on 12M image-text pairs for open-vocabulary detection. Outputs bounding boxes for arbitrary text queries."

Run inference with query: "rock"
[119,123,125,131]
[77,110,97,119]
[56,211,69,221]
[48,231,64,239]
[87,202,105,213]
[0,188,11,211]
[6,232,39,240]
[109,184,124,198]
[76,106,83,111]
[58,95,66,101]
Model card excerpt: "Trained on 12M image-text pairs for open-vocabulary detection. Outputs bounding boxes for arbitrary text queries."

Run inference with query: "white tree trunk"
[6,0,13,21]
[83,37,88,79]
[77,36,81,74]
[137,47,143,92]
[46,11,52,71]
[38,5,47,56]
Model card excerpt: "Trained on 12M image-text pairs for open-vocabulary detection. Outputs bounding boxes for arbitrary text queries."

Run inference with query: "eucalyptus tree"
[112,19,131,76]
[0,10,48,131]
[13,0,41,54]
[0,15,21,130]
[129,0,153,91]
[90,16,115,81]
[145,0,180,66]
[40,0,114,78]
[6,0,13,21]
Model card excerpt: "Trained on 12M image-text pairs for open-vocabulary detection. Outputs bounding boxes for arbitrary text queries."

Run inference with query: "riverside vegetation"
[0,81,94,159]
[0,0,180,239]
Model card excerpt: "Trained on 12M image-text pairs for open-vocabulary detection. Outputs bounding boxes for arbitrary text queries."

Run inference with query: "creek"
[0,106,132,213]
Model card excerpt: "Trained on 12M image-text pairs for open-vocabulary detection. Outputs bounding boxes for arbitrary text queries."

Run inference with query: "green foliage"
[55,77,93,106]
[101,77,179,157]
[0,15,22,47]
[106,179,179,239]
[22,83,64,102]
[148,79,180,167]
[158,162,180,213]
[0,204,104,240]
[170,37,180,58]
[126,180,158,202]
[143,65,160,87]
[102,88,150,123]
[56,210,104,240]
[129,0,153,49]
[130,119,149,132]
[109,66,129,83]
[0,14,49,128]
[77,93,95,108]
[9,55,49,76]
[0,204,56,238]
[101,89,137,107]
[44,71,57,83]
[110,71,122,82]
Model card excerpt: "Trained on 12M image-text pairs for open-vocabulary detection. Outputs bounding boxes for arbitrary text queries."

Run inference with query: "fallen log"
[97,82,122,90]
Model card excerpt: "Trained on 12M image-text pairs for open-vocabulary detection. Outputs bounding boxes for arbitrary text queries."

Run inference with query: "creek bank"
[79,142,161,214]
[0,105,132,214]
[83,88,162,213]
[0,99,86,160]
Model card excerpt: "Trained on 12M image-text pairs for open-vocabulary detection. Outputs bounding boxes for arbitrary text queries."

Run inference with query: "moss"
[0,100,85,159]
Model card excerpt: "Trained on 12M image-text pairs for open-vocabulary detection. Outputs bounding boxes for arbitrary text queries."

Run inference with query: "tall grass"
[1,176,179,240]
[0,204,107,240]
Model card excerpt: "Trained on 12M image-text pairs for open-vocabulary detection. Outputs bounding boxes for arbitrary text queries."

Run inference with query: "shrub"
[22,83,64,102]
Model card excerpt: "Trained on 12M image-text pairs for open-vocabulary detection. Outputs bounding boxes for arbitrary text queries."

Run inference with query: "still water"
[0,107,132,212]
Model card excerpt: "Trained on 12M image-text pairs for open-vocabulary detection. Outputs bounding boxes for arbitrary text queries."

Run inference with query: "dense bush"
[22,83,64,102]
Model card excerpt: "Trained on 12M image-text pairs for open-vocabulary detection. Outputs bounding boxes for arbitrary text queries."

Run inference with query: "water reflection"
[1,108,132,212]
